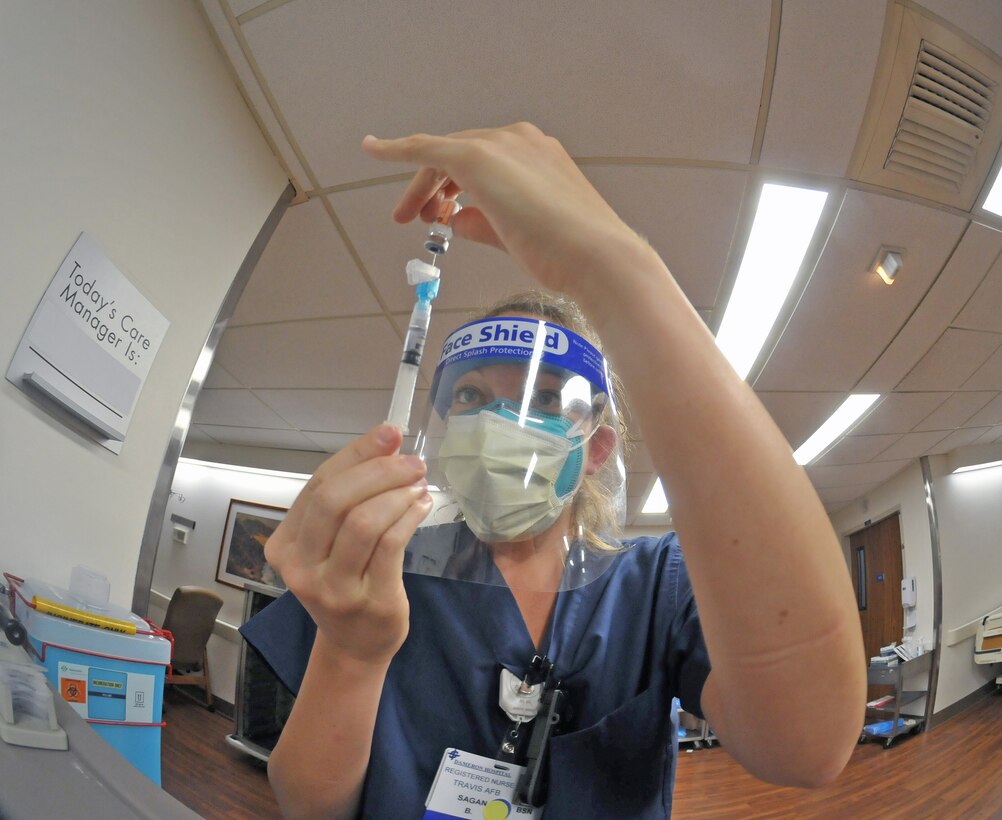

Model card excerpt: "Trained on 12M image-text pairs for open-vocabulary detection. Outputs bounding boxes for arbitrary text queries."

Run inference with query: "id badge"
[424,748,543,819]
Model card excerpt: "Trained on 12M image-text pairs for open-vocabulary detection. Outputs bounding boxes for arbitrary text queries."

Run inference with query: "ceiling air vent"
[850,3,1002,211]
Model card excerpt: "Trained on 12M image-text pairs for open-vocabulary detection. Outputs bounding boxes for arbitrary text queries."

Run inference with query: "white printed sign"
[7,232,169,451]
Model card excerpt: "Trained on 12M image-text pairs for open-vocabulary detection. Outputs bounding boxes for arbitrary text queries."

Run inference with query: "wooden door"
[849,513,904,662]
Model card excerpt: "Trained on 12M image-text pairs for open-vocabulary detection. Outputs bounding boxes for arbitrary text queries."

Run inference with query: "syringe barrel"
[386,298,433,433]
[386,362,420,434]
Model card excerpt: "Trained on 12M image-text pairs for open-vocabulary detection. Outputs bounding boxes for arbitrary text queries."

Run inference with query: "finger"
[290,453,427,566]
[395,166,453,224]
[418,188,447,224]
[280,423,402,530]
[323,483,431,587]
[364,492,435,591]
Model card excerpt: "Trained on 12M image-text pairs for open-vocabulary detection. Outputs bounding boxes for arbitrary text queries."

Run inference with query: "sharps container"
[10,575,172,784]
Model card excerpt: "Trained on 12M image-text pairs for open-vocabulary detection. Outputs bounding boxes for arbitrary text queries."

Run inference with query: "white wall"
[829,454,1000,714]
[0,3,287,604]
[151,460,313,705]
[932,455,1002,708]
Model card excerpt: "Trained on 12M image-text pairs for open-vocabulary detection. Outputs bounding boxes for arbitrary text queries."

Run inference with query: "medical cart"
[860,650,931,749]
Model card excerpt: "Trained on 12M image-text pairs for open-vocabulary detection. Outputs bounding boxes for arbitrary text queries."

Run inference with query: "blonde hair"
[475,290,630,552]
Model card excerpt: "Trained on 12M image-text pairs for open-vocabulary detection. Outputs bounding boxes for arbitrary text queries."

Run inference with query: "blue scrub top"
[241,526,710,818]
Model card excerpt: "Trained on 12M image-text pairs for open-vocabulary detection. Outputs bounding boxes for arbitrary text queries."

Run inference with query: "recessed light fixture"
[793,394,881,465]
[178,457,313,480]
[641,477,669,515]
[715,183,829,380]
[952,459,1002,474]
[871,247,903,285]
[983,161,1002,218]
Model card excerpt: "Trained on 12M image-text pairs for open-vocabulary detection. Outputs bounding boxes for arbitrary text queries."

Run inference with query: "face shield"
[405,316,629,590]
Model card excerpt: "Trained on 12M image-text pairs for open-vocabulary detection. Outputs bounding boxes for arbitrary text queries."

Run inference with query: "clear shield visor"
[406,316,629,590]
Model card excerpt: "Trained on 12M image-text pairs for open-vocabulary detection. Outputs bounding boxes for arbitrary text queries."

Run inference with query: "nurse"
[245,123,866,818]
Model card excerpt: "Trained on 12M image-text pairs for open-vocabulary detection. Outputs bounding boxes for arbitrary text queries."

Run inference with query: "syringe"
[386,270,439,433]
[386,200,460,433]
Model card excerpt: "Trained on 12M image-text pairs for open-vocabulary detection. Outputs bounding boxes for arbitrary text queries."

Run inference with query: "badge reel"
[499,656,566,809]
[424,665,553,819]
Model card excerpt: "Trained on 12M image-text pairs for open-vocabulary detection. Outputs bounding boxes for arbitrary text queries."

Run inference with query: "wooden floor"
[674,690,1002,819]
[161,689,280,819]
[162,689,1002,818]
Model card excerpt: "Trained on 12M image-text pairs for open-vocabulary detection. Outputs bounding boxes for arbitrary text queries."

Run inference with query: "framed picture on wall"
[216,499,288,591]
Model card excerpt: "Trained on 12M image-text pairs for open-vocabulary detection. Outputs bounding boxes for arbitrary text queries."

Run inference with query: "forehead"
[457,363,563,390]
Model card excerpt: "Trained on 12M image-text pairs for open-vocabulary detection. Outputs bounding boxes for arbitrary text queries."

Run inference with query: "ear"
[585,425,617,475]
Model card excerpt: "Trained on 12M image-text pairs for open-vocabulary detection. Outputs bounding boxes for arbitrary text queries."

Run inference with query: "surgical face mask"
[438,400,585,543]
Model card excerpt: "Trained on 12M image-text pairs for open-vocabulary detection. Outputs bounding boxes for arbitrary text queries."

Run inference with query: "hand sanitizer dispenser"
[901,577,917,608]
[901,577,917,629]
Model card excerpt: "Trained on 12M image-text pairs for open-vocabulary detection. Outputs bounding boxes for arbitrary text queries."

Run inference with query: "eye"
[531,389,562,412]
[452,384,486,409]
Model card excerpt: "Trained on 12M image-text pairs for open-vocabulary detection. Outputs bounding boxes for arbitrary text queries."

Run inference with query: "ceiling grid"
[188,0,1002,519]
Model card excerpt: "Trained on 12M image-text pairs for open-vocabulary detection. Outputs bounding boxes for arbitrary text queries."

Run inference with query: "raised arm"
[364,123,866,787]
[263,425,432,817]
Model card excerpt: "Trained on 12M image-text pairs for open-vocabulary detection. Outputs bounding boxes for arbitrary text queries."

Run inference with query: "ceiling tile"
[228,0,272,16]
[806,459,911,489]
[627,472,659,501]
[755,190,967,391]
[914,391,997,432]
[330,184,536,314]
[816,482,881,506]
[859,223,1002,391]
[917,0,1002,58]
[926,427,994,455]
[193,424,321,451]
[186,424,220,444]
[255,388,405,434]
[755,392,846,450]
[963,343,1002,390]
[896,328,1002,391]
[581,166,748,310]
[954,245,1002,333]
[230,198,381,325]
[814,434,901,467]
[241,1,770,184]
[192,388,294,428]
[873,431,950,462]
[202,362,241,389]
[215,316,403,388]
[759,0,885,176]
[850,392,949,435]
[966,393,1002,427]
[973,425,1002,445]
[198,0,310,186]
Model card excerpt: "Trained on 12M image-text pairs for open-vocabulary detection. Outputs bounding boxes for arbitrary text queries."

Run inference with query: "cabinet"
[860,651,932,749]
[225,582,295,762]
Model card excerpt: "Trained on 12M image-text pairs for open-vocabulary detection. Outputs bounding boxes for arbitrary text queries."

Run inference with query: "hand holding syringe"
[385,200,460,434]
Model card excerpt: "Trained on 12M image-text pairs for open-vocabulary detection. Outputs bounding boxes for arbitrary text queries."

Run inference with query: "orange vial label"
[435,200,460,225]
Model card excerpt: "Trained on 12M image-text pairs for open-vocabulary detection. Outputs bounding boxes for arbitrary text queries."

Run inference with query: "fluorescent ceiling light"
[952,459,1002,474]
[641,477,669,514]
[793,394,881,466]
[716,184,829,380]
[178,457,313,481]
[983,163,1002,218]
